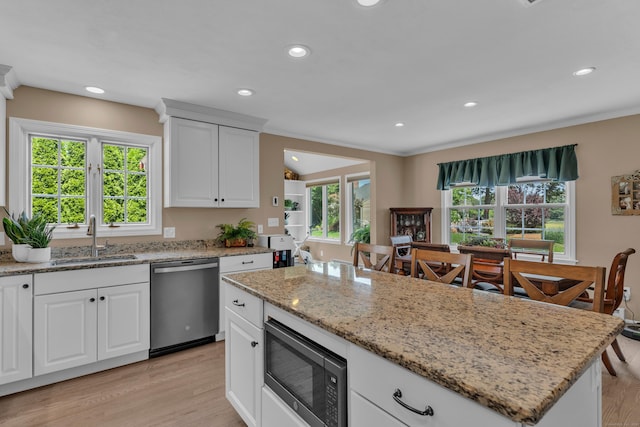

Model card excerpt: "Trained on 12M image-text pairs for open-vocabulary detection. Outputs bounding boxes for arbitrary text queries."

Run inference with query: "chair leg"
[610,338,627,362]
[601,350,617,376]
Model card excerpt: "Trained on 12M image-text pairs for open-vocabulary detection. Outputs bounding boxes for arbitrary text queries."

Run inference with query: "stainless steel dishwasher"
[150,258,219,357]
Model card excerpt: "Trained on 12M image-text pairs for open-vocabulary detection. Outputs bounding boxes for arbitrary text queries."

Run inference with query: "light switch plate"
[0,232,4,246]
[163,227,176,238]
[257,224,264,234]
[272,196,279,207]
[268,217,279,227]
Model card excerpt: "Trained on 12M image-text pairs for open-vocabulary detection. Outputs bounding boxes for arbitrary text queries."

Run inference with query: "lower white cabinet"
[350,391,407,427]
[218,252,272,339]
[0,275,33,385]
[225,283,264,427]
[33,265,150,376]
[262,386,308,427]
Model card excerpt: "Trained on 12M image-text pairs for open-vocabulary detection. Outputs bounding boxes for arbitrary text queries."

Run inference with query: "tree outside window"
[308,182,340,240]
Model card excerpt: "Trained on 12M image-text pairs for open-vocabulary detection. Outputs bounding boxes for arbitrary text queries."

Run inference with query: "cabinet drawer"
[350,390,407,427]
[225,282,263,328]
[34,264,150,295]
[220,253,272,273]
[349,345,511,427]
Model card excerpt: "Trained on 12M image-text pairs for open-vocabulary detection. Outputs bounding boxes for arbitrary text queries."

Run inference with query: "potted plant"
[348,224,370,254]
[3,210,56,262]
[215,218,258,248]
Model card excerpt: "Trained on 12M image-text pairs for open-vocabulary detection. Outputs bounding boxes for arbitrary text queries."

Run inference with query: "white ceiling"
[1,0,639,156]
[284,150,367,176]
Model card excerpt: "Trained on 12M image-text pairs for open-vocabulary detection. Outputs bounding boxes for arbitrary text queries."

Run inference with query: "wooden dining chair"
[504,258,606,312]
[508,238,554,263]
[458,245,511,292]
[410,248,473,288]
[591,248,635,376]
[353,242,396,273]
[390,235,412,274]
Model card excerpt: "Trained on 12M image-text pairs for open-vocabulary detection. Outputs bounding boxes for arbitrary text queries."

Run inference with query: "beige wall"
[403,115,640,317]
[4,87,404,256]
[5,86,639,317]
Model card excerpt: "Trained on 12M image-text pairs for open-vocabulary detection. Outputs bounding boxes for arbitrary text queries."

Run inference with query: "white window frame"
[9,117,162,238]
[440,181,576,263]
[306,178,341,243]
[344,173,370,245]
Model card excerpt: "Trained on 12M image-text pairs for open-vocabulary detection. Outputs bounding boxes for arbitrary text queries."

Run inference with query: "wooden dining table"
[522,273,581,296]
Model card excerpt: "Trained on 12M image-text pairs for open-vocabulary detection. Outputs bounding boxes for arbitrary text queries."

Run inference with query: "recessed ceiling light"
[357,0,382,6]
[287,45,311,58]
[464,101,478,108]
[291,155,299,162]
[237,88,254,96]
[85,86,104,94]
[395,122,405,127]
[573,67,596,76]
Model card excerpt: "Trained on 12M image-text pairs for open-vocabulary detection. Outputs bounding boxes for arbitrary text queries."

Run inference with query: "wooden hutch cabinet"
[390,207,433,242]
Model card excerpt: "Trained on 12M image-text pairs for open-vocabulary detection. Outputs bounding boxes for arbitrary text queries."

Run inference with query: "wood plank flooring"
[0,336,639,426]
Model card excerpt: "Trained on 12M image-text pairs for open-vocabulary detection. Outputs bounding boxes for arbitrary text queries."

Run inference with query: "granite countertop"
[0,245,272,276]
[222,261,624,425]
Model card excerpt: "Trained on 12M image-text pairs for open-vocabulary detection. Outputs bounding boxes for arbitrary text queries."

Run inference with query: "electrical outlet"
[163,227,176,238]
[257,224,264,234]
[623,287,631,301]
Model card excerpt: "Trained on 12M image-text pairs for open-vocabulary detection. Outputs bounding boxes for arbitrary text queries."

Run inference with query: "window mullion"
[87,137,101,226]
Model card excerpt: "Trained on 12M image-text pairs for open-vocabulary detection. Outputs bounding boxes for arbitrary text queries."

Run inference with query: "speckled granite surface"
[0,240,272,276]
[222,262,624,425]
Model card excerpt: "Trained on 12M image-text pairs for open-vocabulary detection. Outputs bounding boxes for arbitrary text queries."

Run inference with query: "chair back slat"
[603,248,636,315]
[509,238,554,263]
[410,248,473,288]
[353,242,396,273]
[504,258,606,312]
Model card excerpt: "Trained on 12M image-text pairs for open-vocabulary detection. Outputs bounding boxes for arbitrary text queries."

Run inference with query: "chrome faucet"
[87,215,106,257]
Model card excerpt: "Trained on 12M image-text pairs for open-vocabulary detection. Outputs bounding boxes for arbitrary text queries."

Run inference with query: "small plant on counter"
[215,218,258,247]
[2,209,29,244]
[22,214,56,248]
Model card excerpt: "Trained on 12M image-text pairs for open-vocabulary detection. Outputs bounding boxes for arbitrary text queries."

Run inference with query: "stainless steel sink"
[50,254,138,266]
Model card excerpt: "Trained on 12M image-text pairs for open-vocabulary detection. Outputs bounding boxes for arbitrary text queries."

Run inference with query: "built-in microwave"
[264,319,347,427]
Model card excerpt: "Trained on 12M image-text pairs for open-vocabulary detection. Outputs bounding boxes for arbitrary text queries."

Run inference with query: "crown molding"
[155,98,268,131]
[0,64,20,99]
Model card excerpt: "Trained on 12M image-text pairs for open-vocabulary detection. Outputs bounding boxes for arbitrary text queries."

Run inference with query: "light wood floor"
[1,337,639,426]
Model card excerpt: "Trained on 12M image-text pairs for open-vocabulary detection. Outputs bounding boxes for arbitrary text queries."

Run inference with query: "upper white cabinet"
[0,275,33,385]
[157,98,266,208]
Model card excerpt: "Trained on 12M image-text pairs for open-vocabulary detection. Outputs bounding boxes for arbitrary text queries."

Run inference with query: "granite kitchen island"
[222,262,623,427]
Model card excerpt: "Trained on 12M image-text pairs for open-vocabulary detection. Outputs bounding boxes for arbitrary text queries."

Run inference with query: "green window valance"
[436,144,578,190]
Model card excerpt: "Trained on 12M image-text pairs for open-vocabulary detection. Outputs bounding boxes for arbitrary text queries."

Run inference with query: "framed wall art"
[612,170,640,215]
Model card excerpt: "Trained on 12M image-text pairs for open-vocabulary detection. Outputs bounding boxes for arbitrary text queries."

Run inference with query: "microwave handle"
[265,321,326,366]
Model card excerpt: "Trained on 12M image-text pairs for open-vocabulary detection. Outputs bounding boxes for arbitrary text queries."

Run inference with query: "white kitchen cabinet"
[262,386,308,427]
[225,282,264,427]
[284,180,307,244]
[217,252,272,340]
[164,117,260,208]
[33,265,150,376]
[350,391,407,427]
[0,275,33,385]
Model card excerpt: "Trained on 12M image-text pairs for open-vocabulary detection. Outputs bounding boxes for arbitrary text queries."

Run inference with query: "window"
[10,118,161,238]
[307,180,340,241]
[443,181,575,261]
[346,175,370,242]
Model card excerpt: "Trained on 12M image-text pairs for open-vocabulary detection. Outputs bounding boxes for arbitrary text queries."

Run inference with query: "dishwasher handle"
[153,262,219,274]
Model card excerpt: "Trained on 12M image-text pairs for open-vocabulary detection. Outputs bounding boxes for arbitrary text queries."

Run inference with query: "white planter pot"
[26,247,51,263]
[12,244,31,262]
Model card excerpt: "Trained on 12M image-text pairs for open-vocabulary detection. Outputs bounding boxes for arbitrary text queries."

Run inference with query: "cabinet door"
[165,117,219,207]
[34,289,98,375]
[97,283,150,360]
[225,308,263,427]
[262,386,308,427]
[0,275,33,385]
[218,126,260,208]
[350,391,407,427]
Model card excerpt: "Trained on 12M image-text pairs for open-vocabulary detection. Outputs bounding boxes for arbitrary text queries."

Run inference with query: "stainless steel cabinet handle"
[232,299,245,307]
[251,341,258,348]
[242,260,254,264]
[22,284,29,289]
[392,389,434,416]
